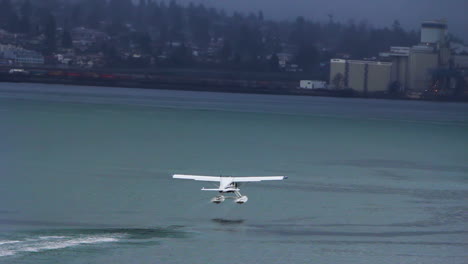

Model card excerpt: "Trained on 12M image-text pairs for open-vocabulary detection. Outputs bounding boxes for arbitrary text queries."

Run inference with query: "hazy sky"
[177,0,468,41]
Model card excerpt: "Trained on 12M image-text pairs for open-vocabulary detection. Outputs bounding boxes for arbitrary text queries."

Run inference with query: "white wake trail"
[0,234,123,257]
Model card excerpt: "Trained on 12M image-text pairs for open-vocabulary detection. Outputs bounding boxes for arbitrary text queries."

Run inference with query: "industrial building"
[330,20,468,97]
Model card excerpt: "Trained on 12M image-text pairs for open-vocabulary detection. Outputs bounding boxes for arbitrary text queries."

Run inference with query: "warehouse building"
[330,59,392,94]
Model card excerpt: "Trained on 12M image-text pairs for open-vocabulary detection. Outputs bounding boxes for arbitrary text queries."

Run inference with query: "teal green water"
[0,83,467,264]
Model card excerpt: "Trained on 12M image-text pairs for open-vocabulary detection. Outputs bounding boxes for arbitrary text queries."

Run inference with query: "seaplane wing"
[172,174,221,182]
[172,174,287,182]
[173,174,287,204]
[231,176,287,182]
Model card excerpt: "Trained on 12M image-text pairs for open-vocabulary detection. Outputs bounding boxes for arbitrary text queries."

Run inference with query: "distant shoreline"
[0,71,358,99]
[1,67,466,102]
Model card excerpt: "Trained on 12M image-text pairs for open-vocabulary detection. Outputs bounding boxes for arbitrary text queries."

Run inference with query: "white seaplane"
[172,174,288,204]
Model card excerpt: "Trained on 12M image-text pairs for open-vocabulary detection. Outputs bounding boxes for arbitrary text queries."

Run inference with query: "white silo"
[420,20,447,44]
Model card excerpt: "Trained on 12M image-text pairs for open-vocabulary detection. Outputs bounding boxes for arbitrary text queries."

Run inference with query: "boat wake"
[0,227,188,258]
[0,234,121,257]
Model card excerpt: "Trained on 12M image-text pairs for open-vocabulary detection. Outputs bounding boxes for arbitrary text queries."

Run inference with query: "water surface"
[0,83,467,264]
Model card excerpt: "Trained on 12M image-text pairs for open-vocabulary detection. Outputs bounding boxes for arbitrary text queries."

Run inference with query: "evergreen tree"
[71,5,82,27]
[268,53,279,71]
[62,30,72,48]
[332,72,344,89]
[19,16,31,33]
[295,43,318,71]
[137,32,152,54]
[159,22,169,44]
[44,14,57,54]
[168,0,183,41]
[135,0,146,30]
[150,0,163,27]
[189,11,210,46]
[219,40,232,64]
[103,43,120,66]
[290,16,306,45]
[0,0,20,33]
[258,11,264,21]
[8,12,21,33]
[0,0,13,28]
[109,0,134,24]
[170,43,193,67]
[84,0,107,29]
[19,0,32,33]
[20,0,32,19]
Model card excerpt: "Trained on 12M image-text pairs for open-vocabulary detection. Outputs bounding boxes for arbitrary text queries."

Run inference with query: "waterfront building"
[0,44,44,65]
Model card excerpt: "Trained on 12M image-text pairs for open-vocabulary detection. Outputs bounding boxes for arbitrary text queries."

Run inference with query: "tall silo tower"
[420,20,447,45]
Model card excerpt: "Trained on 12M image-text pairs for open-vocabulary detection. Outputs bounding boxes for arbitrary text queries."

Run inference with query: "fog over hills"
[175,0,468,42]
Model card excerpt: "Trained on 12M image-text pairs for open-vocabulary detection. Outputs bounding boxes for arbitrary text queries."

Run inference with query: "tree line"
[0,0,422,72]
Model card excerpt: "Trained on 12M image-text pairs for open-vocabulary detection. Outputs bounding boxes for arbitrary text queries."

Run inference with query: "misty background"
[178,0,468,42]
[1,0,466,82]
